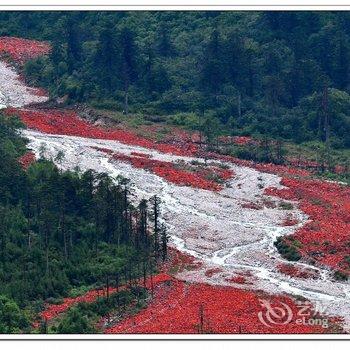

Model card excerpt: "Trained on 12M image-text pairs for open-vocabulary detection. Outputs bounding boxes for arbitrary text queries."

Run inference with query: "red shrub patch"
[112,153,223,191]
[130,152,152,158]
[233,136,253,145]
[277,263,320,279]
[35,273,172,326]
[31,87,48,97]
[204,268,223,278]
[0,37,50,64]
[18,151,36,169]
[282,215,299,227]
[254,162,312,177]
[105,278,338,334]
[218,135,253,146]
[7,108,233,191]
[287,158,347,175]
[6,108,198,157]
[226,276,246,284]
[267,178,350,273]
[210,167,234,181]
[241,201,263,210]
[162,247,203,272]
[37,286,118,324]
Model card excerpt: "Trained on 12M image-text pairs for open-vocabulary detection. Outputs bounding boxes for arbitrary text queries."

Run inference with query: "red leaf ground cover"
[34,245,341,334]
[218,135,253,146]
[204,268,223,278]
[287,158,347,175]
[161,247,203,273]
[37,286,118,324]
[105,277,337,334]
[112,152,225,191]
[277,263,320,279]
[35,245,198,327]
[31,87,48,97]
[281,215,299,227]
[130,151,152,158]
[6,108,199,157]
[225,276,247,284]
[241,201,263,210]
[205,151,313,178]
[266,178,350,274]
[34,273,172,327]
[0,37,50,64]
[18,151,36,169]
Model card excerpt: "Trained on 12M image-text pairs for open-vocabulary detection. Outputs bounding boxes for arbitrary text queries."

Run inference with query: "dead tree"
[321,84,331,171]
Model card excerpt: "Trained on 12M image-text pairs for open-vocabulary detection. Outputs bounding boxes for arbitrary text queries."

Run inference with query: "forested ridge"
[0,113,167,333]
[0,11,349,148]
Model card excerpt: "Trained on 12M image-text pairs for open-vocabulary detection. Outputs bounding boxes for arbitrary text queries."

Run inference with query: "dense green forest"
[0,113,167,332]
[0,11,349,148]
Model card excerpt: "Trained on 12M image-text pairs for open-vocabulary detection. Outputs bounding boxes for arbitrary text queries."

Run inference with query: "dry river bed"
[23,130,350,329]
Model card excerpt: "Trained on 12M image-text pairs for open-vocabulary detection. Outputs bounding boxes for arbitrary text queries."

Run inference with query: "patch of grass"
[44,297,64,305]
[167,112,198,129]
[204,172,224,184]
[274,237,302,261]
[334,270,349,281]
[68,285,93,298]
[309,197,328,207]
[279,201,294,210]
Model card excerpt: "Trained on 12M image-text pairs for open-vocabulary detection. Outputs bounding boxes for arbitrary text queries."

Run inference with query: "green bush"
[334,270,349,281]
[279,202,294,210]
[0,295,30,334]
[274,237,302,261]
[56,307,96,334]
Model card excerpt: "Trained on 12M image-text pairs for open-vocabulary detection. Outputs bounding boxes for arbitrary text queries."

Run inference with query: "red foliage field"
[162,247,203,272]
[204,267,223,278]
[33,247,341,334]
[6,108,199,157]
[36,286,119,325]
[277,263,320,279]
[35,248,200,327]
[281,215,299,227]
[105,276,335,334]
[266,178,350,274]
[218,135,253,146]
[226,276,247,284]
[0,37,50,64]
[5,107,336,182]
[34,273,172,327]
[18,151,36,169]
[111,152,233,191]
[130,151,152,158]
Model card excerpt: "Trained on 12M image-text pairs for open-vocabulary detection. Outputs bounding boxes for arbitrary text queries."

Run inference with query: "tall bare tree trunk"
[322,84,331,170]
[124,81,129,115]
